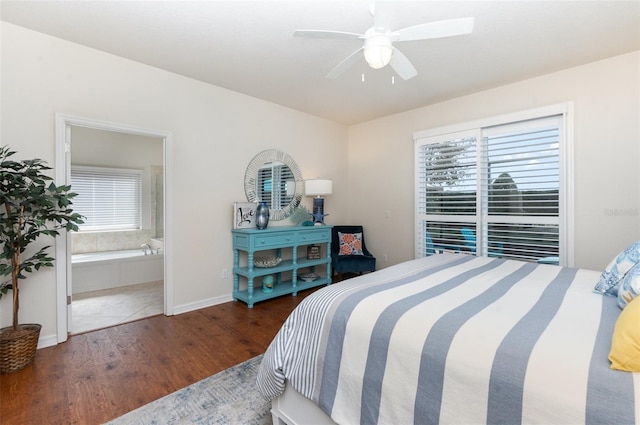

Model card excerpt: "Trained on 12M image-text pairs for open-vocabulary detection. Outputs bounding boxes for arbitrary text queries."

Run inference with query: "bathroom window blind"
[71,166,142,232]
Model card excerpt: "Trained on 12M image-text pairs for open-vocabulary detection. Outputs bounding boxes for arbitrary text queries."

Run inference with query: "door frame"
[54,113,174,342]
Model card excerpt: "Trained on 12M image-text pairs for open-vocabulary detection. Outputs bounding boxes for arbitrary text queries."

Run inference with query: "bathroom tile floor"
[71,280,163,335]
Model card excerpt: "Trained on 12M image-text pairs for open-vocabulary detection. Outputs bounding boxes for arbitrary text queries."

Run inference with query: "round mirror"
[244,149,303,220]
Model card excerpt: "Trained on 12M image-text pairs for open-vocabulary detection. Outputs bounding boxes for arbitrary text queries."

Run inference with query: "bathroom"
[70,126,165,334]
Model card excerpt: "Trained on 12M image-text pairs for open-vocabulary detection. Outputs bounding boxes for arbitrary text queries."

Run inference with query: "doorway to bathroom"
[55,114,173,341]
[70,126,164,334]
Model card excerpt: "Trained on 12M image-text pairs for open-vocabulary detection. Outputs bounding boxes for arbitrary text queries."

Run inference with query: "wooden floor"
[1,288,319,424]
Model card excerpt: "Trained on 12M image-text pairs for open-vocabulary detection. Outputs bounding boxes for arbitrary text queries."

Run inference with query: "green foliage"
[423,140,475,187]
[0,146,84,329]
[289,205,312,226]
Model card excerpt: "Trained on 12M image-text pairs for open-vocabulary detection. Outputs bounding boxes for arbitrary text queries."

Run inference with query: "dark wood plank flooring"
[1,288,319,424]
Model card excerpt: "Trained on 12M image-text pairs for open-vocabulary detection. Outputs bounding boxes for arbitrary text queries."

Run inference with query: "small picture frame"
[234,202,257,229]
[307,245,321,260]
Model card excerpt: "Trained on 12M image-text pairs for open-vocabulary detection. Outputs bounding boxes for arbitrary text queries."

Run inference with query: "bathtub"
[72,249,164,294]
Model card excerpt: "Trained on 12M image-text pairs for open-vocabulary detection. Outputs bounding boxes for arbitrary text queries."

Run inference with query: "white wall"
[3,20,638,346]
[0,22,349,342]
[348,50,640,271]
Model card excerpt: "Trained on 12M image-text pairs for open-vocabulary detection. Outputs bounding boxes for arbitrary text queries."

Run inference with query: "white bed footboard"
[271,383,336,425]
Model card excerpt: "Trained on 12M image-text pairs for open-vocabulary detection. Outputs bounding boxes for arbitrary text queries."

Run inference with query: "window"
[71,166,142,232]
[415,105,572,265]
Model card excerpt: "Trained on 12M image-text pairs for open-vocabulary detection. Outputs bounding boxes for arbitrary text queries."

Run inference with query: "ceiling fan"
[293,4,474,80]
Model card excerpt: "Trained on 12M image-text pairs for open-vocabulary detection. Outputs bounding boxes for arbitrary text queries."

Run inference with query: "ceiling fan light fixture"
[364,35,393,69]
[295,8,474,80]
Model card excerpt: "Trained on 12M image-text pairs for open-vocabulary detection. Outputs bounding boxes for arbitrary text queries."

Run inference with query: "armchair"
[331,225,376,278]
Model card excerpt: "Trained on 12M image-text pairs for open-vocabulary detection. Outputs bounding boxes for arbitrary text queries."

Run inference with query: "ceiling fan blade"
[326,47,364,79]
[293,30,363,40]
[372,0,392,32]
[390,48,418,80]
[393,17,474,42]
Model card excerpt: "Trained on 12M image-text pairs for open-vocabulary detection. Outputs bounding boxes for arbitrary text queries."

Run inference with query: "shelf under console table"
[232,225,332,308]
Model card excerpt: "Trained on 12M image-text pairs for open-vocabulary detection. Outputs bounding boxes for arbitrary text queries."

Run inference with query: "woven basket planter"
[0,324,41,374]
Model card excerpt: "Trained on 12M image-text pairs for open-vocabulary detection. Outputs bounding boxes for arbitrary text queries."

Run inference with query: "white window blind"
[416,132,479,254]
[258,162,295,209]
[416,113,566,264]
[71,166,142,232]
[482,118,560,263]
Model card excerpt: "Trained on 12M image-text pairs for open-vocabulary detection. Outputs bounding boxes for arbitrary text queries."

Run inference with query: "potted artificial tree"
[0,146,83,374]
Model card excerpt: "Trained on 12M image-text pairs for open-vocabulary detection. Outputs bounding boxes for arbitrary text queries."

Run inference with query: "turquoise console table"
[232,226,332,308]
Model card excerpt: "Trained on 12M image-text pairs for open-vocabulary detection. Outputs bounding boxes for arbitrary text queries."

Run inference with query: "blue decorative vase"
[256,201,269,230]
[262,275,274,293]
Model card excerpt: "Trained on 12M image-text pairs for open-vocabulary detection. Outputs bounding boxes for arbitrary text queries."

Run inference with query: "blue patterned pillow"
[618,262,640,309]
[594,241,640,297]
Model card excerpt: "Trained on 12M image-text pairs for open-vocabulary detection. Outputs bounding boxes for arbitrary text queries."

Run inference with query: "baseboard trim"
[37,293,235,349]
[37,333,59,349]
[172,293,234,315]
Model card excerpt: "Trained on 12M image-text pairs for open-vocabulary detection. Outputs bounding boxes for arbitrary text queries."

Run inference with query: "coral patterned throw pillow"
[338,232,364,256]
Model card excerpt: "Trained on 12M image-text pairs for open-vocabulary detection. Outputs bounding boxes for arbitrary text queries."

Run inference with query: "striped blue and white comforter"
[257,254,639,424]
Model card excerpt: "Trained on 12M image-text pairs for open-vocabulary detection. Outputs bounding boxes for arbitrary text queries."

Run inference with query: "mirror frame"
[244,149,303,220]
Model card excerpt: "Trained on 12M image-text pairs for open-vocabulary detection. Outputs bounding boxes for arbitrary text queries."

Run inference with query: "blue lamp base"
[312,197,328,224]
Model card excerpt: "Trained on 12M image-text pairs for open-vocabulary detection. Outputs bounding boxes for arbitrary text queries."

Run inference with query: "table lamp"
[305,179,332,224]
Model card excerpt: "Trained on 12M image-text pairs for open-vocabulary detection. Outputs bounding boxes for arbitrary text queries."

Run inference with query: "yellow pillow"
[609,296,640,371]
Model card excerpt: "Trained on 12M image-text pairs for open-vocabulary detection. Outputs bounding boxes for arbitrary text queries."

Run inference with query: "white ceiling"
[2,0,639,125]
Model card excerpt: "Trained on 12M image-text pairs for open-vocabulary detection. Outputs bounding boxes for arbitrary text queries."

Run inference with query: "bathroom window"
[71,166,142,232]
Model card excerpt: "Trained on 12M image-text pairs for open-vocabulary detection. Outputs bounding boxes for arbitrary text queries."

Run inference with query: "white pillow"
[593,240,640,297]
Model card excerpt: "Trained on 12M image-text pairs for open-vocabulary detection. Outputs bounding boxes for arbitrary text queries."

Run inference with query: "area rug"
[104,355,271,424]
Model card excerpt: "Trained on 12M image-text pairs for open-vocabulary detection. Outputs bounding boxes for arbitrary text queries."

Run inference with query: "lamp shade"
[364,35,393,69]
[305,179,333,196]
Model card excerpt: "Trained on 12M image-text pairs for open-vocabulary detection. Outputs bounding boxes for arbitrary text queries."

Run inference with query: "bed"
[256,254,639,424]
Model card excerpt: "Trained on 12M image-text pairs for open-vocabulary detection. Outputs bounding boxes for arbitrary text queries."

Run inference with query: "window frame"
[414,103,574,266]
